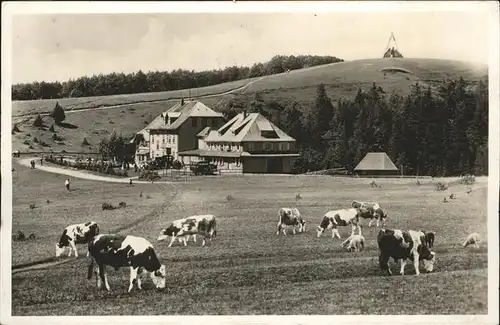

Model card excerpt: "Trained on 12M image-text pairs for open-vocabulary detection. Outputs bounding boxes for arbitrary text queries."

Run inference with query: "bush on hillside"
[139,170,161,182]
[52,134,64,141]
[49,124,55,132]
[118,201,127,208]
[82,138,90,146]
[50,102,66,124]
[12,124,20,133]
[23,140,30,145]
[33,114,43,127]
[102,203,116,210]
[460,174,476,185]
[435,182,448,191]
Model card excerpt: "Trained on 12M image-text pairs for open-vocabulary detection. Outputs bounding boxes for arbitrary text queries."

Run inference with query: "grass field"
[11,159,488,315]
[11,58,488,154]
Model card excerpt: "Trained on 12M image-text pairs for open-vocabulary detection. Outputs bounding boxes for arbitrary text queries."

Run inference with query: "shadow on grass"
[57,122,78,129]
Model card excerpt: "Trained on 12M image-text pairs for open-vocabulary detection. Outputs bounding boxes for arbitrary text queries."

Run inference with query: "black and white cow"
[341,234,365,252]
[55,221,100,258]
[276,207,306,236]
[87,234,167,292]
[157,214,217,247]
[377,228,436,276]
[316,208,362,239]
[352,200,388,227]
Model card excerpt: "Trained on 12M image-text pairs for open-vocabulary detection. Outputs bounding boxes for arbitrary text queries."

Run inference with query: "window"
[192,118,197,127]
[162,136,165,144]
[172,136,176,144]
[156,143,159,150]
[202,119,208,128]
[236,158,241,167]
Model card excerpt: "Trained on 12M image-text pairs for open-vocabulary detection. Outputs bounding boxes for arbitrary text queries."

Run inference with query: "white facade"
[149,133,179,160]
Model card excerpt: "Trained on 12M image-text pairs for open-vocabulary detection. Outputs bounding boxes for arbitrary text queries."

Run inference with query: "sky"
[10,8,492,84]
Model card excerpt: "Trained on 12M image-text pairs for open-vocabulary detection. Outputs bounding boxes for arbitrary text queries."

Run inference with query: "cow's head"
[55,243,65,257]
[157,225,176,241]
[418,245,436,272]
[149,264,167,289]
[316,217,330,237]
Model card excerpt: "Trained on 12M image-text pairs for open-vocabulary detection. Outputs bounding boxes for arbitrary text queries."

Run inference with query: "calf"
[352,200,387,227]
[87,234,167,292]
[56,221,99,258]
[316,208,362,239]
[377,228,436,276]
[341,234,365,252]
[276,207,306,236]
[462,232,481,248]
[158,214,217,247]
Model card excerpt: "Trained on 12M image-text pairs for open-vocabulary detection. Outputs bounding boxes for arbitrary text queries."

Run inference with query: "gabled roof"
[354,152,399,171]
[203,112,295,143]
[153,101,223,130]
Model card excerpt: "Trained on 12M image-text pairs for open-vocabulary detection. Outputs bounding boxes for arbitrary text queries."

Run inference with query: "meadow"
[11,159,488,315]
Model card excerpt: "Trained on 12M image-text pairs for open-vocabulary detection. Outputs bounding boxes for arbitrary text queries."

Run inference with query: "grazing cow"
[56,221,100,258]
[87,234,166,292]
[276,208,306,236]
[462,232,481,248]
[157,214,217,247]
[341,234,365,252]
[316,208,362,239]
[352,200,387,227]
[377,228,436,276]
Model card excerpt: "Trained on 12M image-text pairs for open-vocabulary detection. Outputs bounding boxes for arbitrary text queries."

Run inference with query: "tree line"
[12,55,343,101]
[220,77,489,176]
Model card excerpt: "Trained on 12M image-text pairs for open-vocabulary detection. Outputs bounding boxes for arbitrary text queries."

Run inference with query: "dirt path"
[12,77,265,118]
[16,157,174,184]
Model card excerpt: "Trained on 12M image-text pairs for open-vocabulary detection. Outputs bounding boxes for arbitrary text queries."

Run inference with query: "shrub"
[226,195,234,201]
[29,204,36,209]
[49,124,55,132]
[460,174,476,185]
[46,199,51,204]
[82,138,90,146]
[12,124,20,133]
[295,193,302,201]
[50,102,66,124]
[102,203,116,210]
[33,114,43,127]
[139,191,143,198]
[139,170,161,181]
[118,201,127,208]
[28,233,36,240]
[109,120,114,124]
[33,137,39,143]
[435,182,448,191]
[12,231,25,241]
[23,140,30,145]
[61,149,67,153]
[52,134,63,141]
[28,145,34,149]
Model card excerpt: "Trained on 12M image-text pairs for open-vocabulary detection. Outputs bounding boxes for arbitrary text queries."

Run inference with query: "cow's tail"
[87,258,95,280]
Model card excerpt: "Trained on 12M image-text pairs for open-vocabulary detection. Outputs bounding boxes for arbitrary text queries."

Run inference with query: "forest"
[219,77,489,176]
[11,55,343,100]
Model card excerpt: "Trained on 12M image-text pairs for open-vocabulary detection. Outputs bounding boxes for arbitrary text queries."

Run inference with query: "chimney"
[181,98,184,106]
[243,110,247,119]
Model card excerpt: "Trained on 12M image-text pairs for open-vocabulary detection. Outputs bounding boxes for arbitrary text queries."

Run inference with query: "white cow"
[462,232,481,248]
[316,208,362,239]
[158,214,217,247]
[341,234,365,252]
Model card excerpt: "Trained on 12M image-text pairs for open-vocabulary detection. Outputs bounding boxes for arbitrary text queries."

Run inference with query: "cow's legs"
[201,237,206,247]
[128,267,139,292]
[379,254,392,276]
[137,269,143,290]
[368,219,374,227]
[192,234,197,243]
[282,227,287,236]
[70,241,78,257]
[292,227,296,235]
[95,265,102,289]
[400,259,407,275]
[168,235,177,247]
[98,264,108,290]
[413,253,420,275]
[332,228,341,239]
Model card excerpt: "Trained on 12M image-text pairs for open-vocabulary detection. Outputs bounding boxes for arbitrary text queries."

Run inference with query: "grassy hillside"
[11,58,488,153]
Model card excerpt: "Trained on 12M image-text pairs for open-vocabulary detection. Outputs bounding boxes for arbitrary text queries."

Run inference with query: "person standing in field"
[65,179,71,191]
